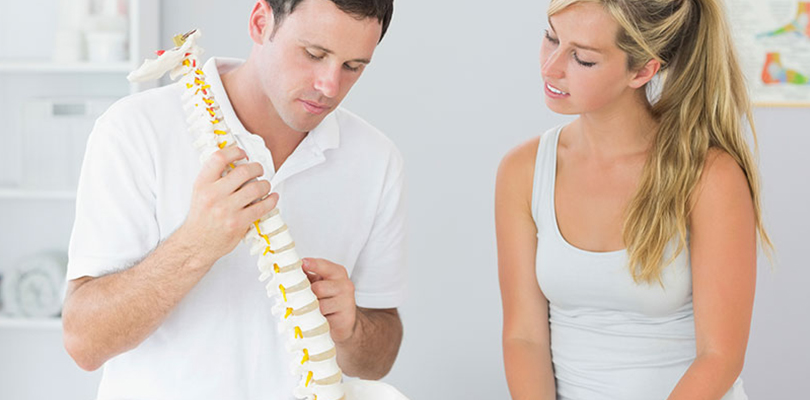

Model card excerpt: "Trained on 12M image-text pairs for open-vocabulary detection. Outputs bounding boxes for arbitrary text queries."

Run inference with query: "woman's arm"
[496,137,556,400]
[668,150,757,400]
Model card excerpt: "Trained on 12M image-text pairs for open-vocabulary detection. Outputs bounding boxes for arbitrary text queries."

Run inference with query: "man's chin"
[285,114,329,133]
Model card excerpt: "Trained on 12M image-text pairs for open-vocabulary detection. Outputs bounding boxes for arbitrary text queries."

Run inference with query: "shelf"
[0,188,77,200]
[0,316,62,330]
[0,61,136,74]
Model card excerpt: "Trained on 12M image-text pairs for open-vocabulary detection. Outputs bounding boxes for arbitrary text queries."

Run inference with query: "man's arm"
[337,307,403,379]
[63,229,218,371]
[302,258,403,379]
[63,147,278,371]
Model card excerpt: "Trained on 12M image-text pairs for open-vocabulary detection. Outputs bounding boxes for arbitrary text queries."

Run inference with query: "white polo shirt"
[67,58,407,400]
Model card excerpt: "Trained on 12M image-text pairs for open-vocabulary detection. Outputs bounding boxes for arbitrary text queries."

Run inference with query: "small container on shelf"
[53,0,91,63]
[85,0,130,64]
[0,252,67,331]
[86,31,129,63]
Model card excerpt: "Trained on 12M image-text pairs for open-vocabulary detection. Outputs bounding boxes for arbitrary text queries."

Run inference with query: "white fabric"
[67,58,407,400]
[532,126,747,400]
[343,379,409,400]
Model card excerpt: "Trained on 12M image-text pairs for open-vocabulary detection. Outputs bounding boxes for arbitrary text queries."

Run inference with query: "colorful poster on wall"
[728,0,810,106]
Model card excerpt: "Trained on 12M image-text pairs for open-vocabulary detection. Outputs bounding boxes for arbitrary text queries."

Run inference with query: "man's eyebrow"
[547,19,603,54]
[299,40,371,64]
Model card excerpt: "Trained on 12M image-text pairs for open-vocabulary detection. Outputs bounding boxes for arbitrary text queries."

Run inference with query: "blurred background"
[0,0,807,399]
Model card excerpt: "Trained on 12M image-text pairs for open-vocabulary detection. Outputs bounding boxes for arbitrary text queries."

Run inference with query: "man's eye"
[305,50,324,60]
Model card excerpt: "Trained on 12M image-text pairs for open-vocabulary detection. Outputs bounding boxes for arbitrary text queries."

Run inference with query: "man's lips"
[299,100,331,114]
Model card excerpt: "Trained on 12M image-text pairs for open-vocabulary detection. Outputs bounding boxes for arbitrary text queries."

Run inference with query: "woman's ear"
[629,59,661,89]
[249,0,275,45]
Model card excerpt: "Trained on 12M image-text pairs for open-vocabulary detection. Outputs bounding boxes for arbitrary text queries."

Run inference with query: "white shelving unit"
[0,188,77,201]
[0,316,62,330]
[0,0,160,199]
[0,0,161,176]
[0,0,159,315]
[0,61,134,73]
[0,1,159,398]
[0,0,160,91]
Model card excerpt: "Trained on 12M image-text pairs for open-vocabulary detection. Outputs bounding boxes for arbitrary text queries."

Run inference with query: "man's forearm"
[335,307,403,379]
[62,227,215,371]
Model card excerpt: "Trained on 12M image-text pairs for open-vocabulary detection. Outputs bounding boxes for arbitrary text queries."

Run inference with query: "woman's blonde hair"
[548,0,773,283]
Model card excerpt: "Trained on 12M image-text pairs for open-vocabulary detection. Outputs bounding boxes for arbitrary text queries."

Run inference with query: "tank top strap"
[531,125,563,228]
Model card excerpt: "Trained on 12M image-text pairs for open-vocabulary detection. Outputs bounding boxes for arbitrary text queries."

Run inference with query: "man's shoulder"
[99,84,185,128]
[88,84,187,155]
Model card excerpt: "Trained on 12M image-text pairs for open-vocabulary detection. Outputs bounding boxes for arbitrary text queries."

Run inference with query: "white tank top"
[532,125,747,400]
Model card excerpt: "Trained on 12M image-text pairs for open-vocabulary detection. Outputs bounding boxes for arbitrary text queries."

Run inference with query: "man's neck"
[220,61,308,172]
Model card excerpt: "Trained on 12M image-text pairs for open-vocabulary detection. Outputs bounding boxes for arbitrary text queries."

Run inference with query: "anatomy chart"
[728,1,810,106]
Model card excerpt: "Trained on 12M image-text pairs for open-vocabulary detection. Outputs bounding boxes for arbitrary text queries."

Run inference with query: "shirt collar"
[201,57,340,156]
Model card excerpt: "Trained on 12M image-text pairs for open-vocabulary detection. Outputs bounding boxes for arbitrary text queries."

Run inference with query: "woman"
[495,0,772,399]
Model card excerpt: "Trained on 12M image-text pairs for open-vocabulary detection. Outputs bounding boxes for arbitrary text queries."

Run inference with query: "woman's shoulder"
[496,131,552,213]
[497,135,542,188]
[690,147,753,220]
[501,135,540,170]
[498,125,563,183]
[695,148,750,199]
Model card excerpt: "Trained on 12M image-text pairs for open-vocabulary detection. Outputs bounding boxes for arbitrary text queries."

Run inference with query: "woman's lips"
[544,82,570,98]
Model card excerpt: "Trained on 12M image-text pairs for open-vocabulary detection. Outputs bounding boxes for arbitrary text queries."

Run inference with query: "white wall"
[1,0,805,399]
[743,108,810,395]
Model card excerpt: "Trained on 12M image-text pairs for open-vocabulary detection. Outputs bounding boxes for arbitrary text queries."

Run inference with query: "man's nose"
[314,64,341,98]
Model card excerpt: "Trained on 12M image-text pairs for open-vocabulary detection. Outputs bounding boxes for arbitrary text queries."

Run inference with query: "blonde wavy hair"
[548,0,773,283]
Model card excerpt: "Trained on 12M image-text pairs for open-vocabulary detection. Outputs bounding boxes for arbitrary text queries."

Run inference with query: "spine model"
[128,30,345,400]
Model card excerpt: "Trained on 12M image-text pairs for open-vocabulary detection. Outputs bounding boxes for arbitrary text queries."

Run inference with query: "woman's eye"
[544,30,559,44]
[573,52,596,67]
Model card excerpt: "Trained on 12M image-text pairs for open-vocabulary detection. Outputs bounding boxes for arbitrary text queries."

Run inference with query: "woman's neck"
[573,90,658,161]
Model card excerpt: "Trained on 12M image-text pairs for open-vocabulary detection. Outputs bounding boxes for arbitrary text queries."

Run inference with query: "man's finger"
[243,192,279,219]
[229,175,270,208]
[197,147,247,184]
[311,279,342,300]
[302,258,349,281]
[317,297,345,316]
[219,162,265,195]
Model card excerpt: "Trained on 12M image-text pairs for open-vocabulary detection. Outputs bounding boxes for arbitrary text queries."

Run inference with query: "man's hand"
[63,146,281,371]
[180,146,279,266]
[301,258,402,379]
[302,258,357,343]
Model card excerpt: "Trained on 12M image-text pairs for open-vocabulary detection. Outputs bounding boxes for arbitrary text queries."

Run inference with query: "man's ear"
[629,58,661,89]
[249,0,275,45]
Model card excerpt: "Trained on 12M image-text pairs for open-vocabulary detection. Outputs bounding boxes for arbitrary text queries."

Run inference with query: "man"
[62,0,405,398]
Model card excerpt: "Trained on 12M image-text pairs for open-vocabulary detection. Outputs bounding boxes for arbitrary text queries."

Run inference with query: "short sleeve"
[350,147,407,309]
[67,110,160,280]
